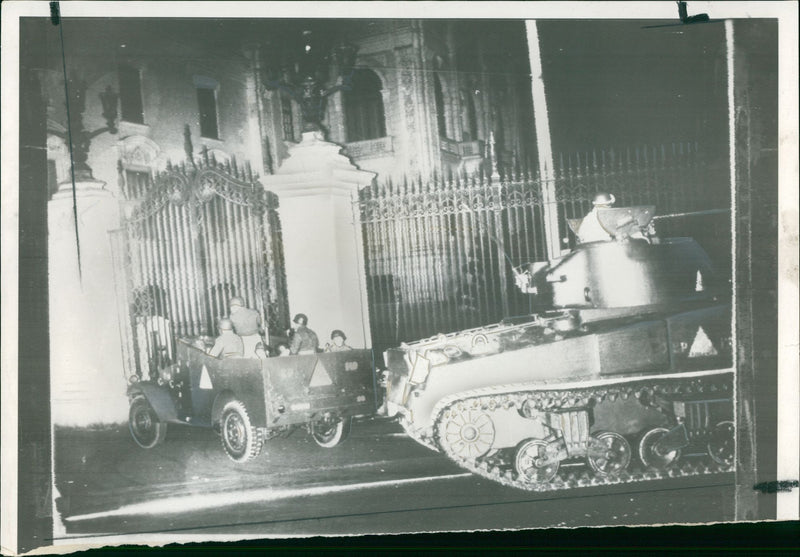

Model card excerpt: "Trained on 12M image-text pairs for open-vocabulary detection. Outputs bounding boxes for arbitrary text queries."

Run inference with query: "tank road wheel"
[515,439,559,484]
[438,408,496,459]
[707,420,735,467]
[220,400,264,463]
[638,427,681,469]
[129,397,167,449]
[588,431,632,477]
[311,416,353,448]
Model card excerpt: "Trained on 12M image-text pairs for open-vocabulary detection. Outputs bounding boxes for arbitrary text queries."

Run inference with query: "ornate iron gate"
[359,142,729,351]
[111,154,288,380]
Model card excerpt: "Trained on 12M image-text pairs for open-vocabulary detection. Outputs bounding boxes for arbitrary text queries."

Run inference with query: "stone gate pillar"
[49,180,128,425]
[263,131,376,350]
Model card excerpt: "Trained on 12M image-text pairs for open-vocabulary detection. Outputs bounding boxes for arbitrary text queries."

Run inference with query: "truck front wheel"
[220,400,264,463]
[311,416,352,448]
[129,397,167,449]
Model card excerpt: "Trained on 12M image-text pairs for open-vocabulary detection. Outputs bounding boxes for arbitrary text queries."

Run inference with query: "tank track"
[431,372,734,492]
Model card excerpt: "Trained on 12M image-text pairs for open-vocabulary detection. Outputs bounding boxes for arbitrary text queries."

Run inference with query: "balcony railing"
[344,136,394,159]
[440,137,484,158]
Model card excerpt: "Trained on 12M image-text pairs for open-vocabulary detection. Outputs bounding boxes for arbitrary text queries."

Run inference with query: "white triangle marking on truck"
[309,358,333,387]
[199,365,213,389]
[689,326,718,357]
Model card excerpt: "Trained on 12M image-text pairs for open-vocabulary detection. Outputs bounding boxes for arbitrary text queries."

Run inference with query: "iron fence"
[359,142,730,352]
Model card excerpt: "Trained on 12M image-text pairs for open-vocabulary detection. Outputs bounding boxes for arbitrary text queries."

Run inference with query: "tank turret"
[380,203,733,492]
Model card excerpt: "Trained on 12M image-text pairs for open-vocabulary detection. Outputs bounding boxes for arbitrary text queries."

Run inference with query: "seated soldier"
[207,318,244,359]
[289,313,319,355]
[229,297,263,358]
[325,329,353,352]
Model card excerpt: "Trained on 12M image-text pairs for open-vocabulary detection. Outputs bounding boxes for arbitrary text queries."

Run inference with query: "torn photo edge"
[1,1,798,555]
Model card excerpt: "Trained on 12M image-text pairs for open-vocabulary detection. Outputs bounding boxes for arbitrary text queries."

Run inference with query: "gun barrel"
[651,208,730,221]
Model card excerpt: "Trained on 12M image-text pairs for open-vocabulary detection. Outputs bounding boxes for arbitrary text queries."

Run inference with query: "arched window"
[118,64,145,124]
[194,76,220,140]
[344,69,386,142]
[464,91,478,142]
[434,74,446,137]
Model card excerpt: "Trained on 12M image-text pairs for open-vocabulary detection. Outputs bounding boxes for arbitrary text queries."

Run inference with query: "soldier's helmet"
[219,317,234,331]
[592,192,616,207]
[293,313,308,326]
[229,296,244,308]
[331,329,346,341]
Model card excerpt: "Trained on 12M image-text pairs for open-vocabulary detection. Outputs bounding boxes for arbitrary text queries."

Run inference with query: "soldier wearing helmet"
[229,296,263,358]
[289,313,319,355]
[325,329,353,352]
[577,192,616,244]
[208,317,244,359]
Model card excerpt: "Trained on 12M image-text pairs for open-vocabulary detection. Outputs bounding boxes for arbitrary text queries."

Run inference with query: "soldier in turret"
[577,192,616,243]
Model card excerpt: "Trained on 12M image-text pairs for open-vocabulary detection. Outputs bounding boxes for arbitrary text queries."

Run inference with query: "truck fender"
[128,382,178,423]
[211,390,236,427]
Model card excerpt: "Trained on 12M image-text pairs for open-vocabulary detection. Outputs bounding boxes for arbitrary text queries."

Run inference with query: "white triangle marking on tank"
[199,365,213,389]
[689,326,718,357]
[309,358,333,387]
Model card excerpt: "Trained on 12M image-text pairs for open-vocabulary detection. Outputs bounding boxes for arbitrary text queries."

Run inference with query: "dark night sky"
[537,20,729,159]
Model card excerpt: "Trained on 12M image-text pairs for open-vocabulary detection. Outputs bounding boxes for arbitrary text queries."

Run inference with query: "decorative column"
[49,180,128,425]
[263,131,376,349]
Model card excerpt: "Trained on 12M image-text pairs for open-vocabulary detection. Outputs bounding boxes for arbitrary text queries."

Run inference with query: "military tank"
[379,203,734,491]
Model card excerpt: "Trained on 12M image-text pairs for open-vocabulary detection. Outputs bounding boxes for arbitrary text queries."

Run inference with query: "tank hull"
[384,302,731,442]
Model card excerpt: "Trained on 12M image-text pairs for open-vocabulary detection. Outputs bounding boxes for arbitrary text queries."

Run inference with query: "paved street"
[52,417,735,543]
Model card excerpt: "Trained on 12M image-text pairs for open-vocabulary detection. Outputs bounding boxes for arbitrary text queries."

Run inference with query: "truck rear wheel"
[220,400,264,463]
[311,416,352,448]
[129,397,167,449]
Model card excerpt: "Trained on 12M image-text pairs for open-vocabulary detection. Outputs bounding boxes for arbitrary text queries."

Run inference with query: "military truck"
[128,338,377,462]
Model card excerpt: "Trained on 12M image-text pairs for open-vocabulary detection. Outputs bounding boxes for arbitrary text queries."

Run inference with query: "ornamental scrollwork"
[358,177,555,223]
[124,160,275,224]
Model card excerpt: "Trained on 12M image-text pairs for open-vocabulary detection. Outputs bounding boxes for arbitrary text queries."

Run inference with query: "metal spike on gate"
[183,125,194,165]
[488,131,500,181]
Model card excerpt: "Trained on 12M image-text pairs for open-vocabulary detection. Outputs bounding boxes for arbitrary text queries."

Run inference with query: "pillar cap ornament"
[265,131,376,195]
[52,179,109,199]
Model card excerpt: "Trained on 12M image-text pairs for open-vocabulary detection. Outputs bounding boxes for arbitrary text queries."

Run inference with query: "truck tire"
[220,399,264,463]
[129,397,167,449]
[311,416,352,448]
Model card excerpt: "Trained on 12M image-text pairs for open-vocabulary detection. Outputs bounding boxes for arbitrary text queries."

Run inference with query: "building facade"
[44,19,535,199]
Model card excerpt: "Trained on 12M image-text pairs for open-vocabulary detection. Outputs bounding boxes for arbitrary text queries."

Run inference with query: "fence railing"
[359,142,730,352]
